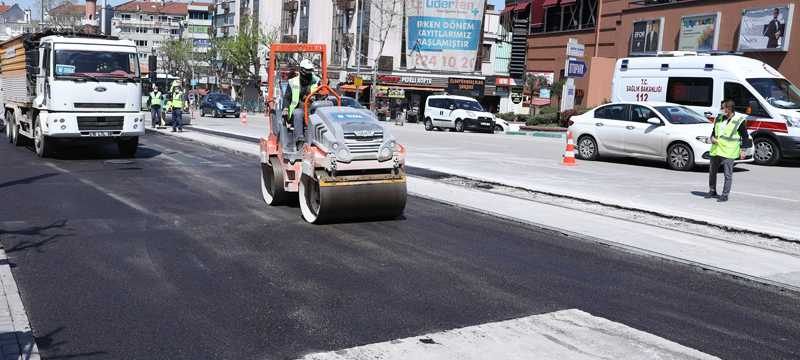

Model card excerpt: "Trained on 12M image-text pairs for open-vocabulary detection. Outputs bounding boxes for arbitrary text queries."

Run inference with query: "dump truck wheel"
[34,118,53,158]
[261,157,288,205]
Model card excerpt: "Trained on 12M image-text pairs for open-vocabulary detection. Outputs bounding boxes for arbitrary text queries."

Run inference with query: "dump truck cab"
[2,31,143,157]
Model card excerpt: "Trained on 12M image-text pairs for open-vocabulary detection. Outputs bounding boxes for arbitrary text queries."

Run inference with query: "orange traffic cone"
[562,131,577,166]
[240,112,248,125]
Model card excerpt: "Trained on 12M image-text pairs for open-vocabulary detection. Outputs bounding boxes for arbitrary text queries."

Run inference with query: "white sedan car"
[568,102,753,171]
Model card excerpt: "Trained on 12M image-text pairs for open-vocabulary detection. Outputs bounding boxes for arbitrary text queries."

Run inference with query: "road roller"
[259,44,407,224]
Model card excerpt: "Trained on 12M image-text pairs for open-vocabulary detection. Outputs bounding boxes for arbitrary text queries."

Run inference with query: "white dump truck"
[1,31,144,157]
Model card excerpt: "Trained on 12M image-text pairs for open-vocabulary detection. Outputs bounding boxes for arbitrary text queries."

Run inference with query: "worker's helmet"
[299,59,315,74]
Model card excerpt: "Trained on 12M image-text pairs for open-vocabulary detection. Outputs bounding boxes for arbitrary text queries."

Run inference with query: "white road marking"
[44,163,151,214]
[298,309,718,360]
[730,191,800,203]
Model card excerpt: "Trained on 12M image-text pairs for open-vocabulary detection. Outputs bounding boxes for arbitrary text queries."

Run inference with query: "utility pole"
[354,0,364,103]
[594,0,602,57]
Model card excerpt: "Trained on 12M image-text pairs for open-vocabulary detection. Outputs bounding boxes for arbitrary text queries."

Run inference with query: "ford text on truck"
[1,31,144,157]
[612,53,800,165]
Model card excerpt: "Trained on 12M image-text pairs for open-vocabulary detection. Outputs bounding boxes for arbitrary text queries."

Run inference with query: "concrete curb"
[0,248,41,360]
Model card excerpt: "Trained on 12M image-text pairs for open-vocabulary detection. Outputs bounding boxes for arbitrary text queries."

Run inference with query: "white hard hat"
[299,59,315,70]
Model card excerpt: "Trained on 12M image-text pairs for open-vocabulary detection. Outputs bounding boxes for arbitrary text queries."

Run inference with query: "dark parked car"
[200,93,241,118]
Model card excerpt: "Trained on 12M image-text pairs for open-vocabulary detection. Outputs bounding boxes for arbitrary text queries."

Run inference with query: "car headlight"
[336,147,352,163]
[216,102,224,109]
[781,114,800,128]
[696,136,711,144]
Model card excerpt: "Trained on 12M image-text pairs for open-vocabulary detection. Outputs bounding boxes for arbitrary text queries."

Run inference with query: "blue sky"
[19,0,504,20]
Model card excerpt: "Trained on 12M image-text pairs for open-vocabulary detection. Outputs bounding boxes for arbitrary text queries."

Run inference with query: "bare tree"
[367,0,402,110]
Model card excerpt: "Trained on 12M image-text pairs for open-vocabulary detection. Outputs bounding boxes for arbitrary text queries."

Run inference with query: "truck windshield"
[747,78,800,110]
[454,99,484,111]
[54,50,139,79]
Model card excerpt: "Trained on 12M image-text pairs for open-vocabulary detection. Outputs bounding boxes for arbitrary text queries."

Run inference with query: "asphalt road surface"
[1,134,799,359]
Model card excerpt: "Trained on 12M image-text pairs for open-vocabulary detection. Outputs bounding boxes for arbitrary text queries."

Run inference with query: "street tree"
[367,0,402,110]
[159,38,194,85]
[215,16,278,102]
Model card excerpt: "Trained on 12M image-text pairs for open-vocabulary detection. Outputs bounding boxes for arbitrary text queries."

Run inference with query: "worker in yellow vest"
[170,82,186,132]
[705,99,752,202]
[282,59,319,152]
[148,85,162,128]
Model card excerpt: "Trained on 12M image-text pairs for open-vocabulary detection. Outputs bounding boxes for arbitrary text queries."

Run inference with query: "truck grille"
[343,131,383,155]
[344,131,383,142]
[77,116,124,131]
[74,103,126,109]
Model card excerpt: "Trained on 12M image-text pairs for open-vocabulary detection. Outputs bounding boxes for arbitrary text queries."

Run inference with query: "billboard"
[678,13,720,52]
[738,5,795,52]
[630,18,664,55]
[406,0,485,72]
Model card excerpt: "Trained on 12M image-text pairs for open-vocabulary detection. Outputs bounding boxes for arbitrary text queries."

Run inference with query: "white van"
[612,53,800,165]
[423,95,496,133]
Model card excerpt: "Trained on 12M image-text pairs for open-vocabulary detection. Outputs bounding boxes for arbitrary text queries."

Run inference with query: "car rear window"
[594,104,628,120]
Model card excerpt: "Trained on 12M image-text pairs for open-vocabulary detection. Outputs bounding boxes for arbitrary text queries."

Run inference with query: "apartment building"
[113,1,211,80]
[512,0,800,108]
[0,3,34,42]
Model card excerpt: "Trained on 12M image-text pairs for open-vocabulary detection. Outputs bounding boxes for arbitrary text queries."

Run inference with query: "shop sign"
[566,39,585,58]
[565,58,587,78]
[560,78,576,112]
[630,18,664,55]
[678,13,720,52]
[511,93,523,104]
[376,86,406,98]
[377,74,434,86]
[448,77,485,97]
[738,5,795,52]
[495,77,519,87]
[539,88,551,99]
[406,0,485,72]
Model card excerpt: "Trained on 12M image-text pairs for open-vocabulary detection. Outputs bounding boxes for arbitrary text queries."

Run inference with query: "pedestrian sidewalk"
[0,248,40,360]
[146,122,800,292]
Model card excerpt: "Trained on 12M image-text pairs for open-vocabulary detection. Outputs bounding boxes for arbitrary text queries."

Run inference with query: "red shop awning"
[542,0,559,7]
[560,0,576,5]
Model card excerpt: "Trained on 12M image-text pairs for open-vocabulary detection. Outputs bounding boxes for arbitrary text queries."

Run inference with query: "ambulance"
[611,52,800,165]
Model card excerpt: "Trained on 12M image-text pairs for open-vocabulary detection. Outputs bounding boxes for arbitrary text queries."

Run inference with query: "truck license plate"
[87,131,112,137]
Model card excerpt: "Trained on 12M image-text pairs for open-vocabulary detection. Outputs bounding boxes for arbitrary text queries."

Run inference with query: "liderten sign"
[406,0,485,72]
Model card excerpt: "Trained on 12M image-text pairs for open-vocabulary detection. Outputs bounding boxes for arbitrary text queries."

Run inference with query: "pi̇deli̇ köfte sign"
[406,0,485,72]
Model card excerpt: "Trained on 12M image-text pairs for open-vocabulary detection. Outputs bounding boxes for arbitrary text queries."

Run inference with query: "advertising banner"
[738,5,794,52]
[630,18,664,55]
[566,58,587,78]
[678,13,720,52]
[406,0,485,72]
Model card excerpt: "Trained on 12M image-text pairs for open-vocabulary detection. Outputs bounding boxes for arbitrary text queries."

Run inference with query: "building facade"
[113,1,211,81]
[0,3,34,42]
[516,0,800,108]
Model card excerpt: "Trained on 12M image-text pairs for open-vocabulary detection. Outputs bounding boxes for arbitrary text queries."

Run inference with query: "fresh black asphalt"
[0,133,799,359]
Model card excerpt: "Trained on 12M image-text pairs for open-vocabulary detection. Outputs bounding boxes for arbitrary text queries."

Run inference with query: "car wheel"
[576,135,599,160]
[667,142,695,171]
[424,118,433,131]
[213,109,221,118]
[753,137,781,166]
[494,124,503,133]
[454,119,464,132]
